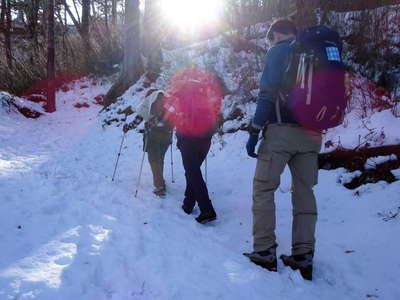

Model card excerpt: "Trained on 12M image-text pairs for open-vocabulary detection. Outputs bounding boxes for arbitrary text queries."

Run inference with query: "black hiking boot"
[195,210,217,224]
[243,247,277,272]
[181,204,193,215]
[280,252,313,280]
[153,186,166,197]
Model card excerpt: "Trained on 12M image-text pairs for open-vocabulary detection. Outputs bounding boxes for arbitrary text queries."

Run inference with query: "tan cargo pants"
[146,132,171,190]
[253,124,321,255]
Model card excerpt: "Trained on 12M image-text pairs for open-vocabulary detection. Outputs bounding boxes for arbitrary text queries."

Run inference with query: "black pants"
[177,136,214,214]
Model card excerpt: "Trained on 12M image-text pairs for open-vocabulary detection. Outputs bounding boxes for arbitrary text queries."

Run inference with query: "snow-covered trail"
[1,84,399,300]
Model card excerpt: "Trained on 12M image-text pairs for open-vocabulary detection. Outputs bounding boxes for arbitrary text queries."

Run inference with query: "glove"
[246,134,259,158]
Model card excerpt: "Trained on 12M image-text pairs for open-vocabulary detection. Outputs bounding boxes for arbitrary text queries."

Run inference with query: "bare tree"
[111,0,117,27]
[47,0,56,112]
[81,0,92,68]
[0,0,5,37]
[1,0,12,68]
[103,0,143,107]
[104,0,109,31]
[143,0,162,82]
[82,0,91,39]
[25,0,41,52]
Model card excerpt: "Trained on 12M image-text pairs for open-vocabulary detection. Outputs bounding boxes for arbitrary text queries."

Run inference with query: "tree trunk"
[103,0,143,107]
[81,0,91,69]
[63,1,81,32]
[105,0,109,31]
[63,0,95,70]
[46,0,56,112]
[0,0,5,35]
[121,0,142,86]
[143,0,162,82]
[55,8,67,69]
[26,0,40,64]
[111,0,117,27]
[91,0,96,19]
[4,0,12,68]
[72,0,81,23]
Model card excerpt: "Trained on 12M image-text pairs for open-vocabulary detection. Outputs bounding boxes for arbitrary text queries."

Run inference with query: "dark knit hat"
[267,19,297,41]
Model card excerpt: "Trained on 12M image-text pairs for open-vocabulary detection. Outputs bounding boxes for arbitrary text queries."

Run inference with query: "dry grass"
[0,23,122,95]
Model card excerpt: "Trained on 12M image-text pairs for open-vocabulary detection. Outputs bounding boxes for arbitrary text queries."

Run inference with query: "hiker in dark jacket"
[177,130,215,223]
[244,19,322,280]
[164,68,222,224]
[123,92,173,197]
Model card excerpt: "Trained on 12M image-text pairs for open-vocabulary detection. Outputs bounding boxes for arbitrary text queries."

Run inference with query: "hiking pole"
[134,133,148,198]
[112,133,126,182]
[170,135,175,183]
[205,155,208,185]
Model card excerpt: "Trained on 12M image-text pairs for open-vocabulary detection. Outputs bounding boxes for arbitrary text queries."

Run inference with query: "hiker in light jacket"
[124,91,173,197]
[244,19,322,281]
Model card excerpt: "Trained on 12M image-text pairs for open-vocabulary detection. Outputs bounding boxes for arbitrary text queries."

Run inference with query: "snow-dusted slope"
[327,4,400,97]
[102,24,400,155]
[0,79,399,300]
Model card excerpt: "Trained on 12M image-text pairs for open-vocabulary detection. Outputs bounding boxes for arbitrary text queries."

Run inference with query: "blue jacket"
[252,38,297,130]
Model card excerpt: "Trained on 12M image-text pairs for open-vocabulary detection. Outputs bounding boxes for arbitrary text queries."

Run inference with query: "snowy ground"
[1,81,400,300]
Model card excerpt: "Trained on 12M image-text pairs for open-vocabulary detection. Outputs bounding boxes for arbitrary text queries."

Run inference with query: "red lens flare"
[19,73,85,113]
[163,67,222,137]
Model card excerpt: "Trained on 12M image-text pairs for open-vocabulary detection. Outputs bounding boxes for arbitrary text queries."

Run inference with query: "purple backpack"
[279,26,348,131]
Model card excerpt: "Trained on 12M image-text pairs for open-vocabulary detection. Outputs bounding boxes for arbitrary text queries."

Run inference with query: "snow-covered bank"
[102,26,400,157]
[1,79,400,299]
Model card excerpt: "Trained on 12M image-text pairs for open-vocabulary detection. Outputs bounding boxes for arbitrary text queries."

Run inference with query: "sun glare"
[161,0,223,33]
